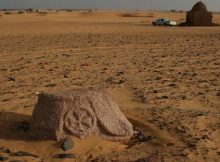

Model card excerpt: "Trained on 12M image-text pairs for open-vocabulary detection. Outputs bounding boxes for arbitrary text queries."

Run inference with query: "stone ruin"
[30,88,133,142]
[186,1,213,26]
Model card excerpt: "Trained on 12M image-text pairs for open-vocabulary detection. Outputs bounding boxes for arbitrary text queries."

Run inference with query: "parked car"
[152,18,177,26]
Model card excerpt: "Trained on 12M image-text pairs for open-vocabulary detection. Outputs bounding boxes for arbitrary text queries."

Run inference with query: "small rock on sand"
[0,156,8,161]
[61,138,74,151]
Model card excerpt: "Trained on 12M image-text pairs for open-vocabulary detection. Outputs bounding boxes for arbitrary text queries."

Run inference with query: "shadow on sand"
[0,111,33,141]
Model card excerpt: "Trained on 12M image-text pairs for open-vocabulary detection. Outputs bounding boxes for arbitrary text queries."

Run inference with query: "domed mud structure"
[30,88,133,141]
[186,1,213,26]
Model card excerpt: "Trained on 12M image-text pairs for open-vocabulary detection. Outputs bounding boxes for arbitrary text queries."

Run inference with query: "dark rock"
[188,142,197,148]
[9,161,25,162]
[202,135,209,140]
[216,92,220,96]
[166,142,175,146]
[106,77,126,84]
[0,147,11,153]
[63,69,70,78]
[157,95,169,99]
[154,76,162,80]
[0,68,7,71]
[168,83,177,87]
[177,126,187,133]
[2,98,11,102]
[0,156,8,161]
[45,83,57,87]
[181,95,187,100]
[118,79,126,84]
[64,74,69,78]
[16,121,30,132]
[57,153,75,159]
[10,151,39,158]
[132,131,153,144]
[116,70,124,76]
[7,77,15,81]
[61,138,74,151]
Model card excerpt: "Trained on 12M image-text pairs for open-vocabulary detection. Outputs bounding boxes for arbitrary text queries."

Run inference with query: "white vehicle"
[152,18,177,26]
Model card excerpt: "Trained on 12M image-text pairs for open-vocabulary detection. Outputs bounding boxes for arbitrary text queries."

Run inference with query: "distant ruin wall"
[186,11,213,26]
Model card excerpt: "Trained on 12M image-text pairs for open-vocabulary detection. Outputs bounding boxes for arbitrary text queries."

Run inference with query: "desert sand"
[0,10,220,162]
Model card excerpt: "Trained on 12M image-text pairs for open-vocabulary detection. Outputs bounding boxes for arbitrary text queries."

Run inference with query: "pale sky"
[0,0,219,11]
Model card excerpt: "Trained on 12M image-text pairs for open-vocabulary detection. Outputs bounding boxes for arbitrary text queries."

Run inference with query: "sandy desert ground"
[0,10,220,162]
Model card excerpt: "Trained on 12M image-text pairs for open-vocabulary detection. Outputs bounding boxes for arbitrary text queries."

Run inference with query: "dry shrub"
[119,13,139,17]
[18,11,24,14]
[80,10,94,16]
[147,13,154,17]
[37,12,48,16]
[119,12,154,18]
[4,12,12,15]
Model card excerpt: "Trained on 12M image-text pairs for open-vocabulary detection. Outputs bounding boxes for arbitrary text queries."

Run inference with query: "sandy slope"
[0,10,220,162]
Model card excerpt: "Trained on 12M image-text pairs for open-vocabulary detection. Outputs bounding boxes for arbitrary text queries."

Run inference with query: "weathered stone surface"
[30,88,133,141]
[186,1,213,26]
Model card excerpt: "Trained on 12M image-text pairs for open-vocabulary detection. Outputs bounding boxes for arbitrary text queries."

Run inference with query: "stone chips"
[30,88,133,141]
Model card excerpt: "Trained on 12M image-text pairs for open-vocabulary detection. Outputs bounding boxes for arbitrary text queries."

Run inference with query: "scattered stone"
[45,83,57,87]
[9,160,25,162]
[187,142,197,148]
[157,95,169,99]
[61,138,74,151]
[177,126,187,133]
[0,68,7,71]
[180,95,187,100]
[2,98,11,102]
[130,130,153,145]
[63,69,70,78]
[7,77,15,81]
[216,92,220,96]
[116,70,124,76]
[62,54,71,57]
[57,153,75,159]
[10,151,39,158]
[0,147,11,153]
[136,132,153,143]
[168,83,177,87]
[166,142,175,146]
[106,77,126,84]
[202,135,209,140]
[154,76,162,80]
[81,63,89,67]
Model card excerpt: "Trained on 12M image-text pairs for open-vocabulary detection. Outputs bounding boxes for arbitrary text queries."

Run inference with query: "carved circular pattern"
[64,107,96,137]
